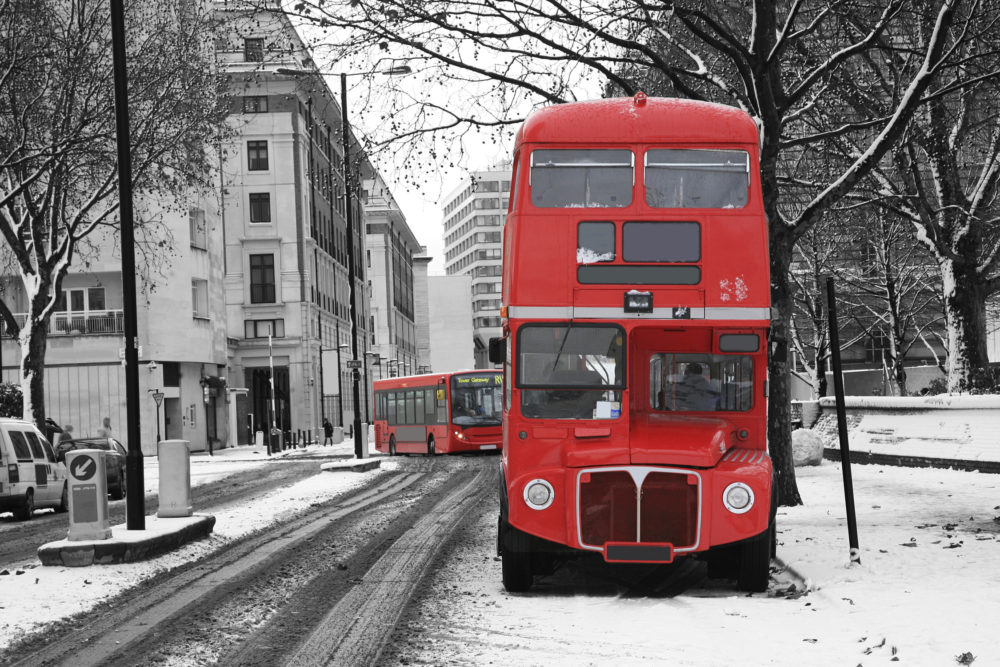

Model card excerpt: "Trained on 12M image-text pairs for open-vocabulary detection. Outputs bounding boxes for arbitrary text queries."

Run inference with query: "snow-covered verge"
[387,462,1000,667]
[0,449,395,651]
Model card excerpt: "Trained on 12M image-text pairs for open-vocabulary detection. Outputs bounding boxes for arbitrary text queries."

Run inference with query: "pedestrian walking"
[323,418,333,446]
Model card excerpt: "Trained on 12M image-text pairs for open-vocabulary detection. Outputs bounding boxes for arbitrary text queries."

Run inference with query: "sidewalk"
[39,433,380,567]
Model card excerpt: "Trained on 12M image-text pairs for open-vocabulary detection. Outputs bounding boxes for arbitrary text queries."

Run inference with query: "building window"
[244,319,285,338]
[192,279,209,319]
[190,207,207,249]
[243,95,268,113]
[244,38,264,62]
[250,254,276,303]
[247,140,268,171]
[249,193,271,223]
[87,287,106,311]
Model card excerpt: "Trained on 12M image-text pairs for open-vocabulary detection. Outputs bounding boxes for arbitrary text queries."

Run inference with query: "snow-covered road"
[2,449,998,666]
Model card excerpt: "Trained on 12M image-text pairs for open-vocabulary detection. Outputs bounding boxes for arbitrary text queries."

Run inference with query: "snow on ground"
[3,427,1000,665]
[0,443,395,650]
[389,461,1000,667]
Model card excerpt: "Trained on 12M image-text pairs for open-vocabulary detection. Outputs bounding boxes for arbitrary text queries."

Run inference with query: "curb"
[823,448,1000,474]
[320,459,381,473]
[37,514,216,567]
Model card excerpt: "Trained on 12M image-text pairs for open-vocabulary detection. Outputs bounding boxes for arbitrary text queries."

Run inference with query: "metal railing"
[1,310,126,337]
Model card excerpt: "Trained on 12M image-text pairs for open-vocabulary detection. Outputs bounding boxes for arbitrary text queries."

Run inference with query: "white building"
[428,276,475,372]
[441,168,510,367]
[364,174,423,381]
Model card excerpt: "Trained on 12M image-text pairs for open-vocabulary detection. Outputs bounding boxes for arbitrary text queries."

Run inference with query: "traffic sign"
[346,359,363,369]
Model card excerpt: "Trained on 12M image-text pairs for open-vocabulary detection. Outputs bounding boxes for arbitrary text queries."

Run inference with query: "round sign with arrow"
[70,454,98,482]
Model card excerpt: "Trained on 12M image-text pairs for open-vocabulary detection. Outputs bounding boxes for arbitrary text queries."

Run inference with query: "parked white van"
[0,418,68,520]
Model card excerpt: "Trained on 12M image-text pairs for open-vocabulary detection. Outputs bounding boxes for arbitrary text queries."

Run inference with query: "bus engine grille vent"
[579,469,699,550]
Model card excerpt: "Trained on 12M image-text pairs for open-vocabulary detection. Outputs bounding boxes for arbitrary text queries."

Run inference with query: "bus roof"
[515,95,759,147]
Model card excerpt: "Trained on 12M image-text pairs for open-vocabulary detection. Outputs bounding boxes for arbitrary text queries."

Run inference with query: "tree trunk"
[19,312,50,433]
[769,228,803,507]
[940,259,989,392]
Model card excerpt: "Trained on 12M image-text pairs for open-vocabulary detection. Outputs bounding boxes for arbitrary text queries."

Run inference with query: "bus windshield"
[517,324,624,420]
[451,374,503,426]
[650,353,753,412]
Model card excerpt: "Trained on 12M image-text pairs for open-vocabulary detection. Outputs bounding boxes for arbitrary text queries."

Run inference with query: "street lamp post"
[276,64,410,458]
[337,343,349,427]
[149,390,164,443]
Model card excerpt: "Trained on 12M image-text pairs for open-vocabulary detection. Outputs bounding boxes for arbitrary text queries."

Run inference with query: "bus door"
[394,388,430,449]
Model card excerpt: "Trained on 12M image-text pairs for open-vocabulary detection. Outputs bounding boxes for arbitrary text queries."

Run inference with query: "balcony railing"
[1,310,126,337]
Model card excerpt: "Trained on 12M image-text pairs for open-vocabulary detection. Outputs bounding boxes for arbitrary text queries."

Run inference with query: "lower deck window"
[650,353,753,412]
[517,323,625,420]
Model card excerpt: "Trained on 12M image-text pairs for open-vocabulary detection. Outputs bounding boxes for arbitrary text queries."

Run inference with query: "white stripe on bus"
[506,306,769,320]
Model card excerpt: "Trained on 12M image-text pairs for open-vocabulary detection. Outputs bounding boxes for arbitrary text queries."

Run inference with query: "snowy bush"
[792,428,824,466]
[0,382,23,418]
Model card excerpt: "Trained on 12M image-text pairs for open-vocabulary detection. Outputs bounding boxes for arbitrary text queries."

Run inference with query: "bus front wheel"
[736,520,773,593]
[389,435,396,456]
[499,517,534,593]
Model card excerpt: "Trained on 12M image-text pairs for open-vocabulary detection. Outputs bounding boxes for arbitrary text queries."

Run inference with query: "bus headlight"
[723,483,754,514]
[523,479,554,510]
[454,430,465,440]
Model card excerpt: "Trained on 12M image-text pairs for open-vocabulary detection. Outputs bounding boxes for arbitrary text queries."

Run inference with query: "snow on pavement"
[386,461,1000,667]
[0,449,396,651]
[1,442,998,665]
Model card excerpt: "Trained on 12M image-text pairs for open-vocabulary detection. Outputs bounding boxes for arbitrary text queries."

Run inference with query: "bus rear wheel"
[389,435,396,456]
[427,436,436,456]
[499,517,534,592]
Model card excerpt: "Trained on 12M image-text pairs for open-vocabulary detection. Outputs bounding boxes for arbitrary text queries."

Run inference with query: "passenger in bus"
[676,363,720,411]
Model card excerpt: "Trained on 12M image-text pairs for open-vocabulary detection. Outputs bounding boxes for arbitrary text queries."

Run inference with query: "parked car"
[55,437,127,500]
[0,418,69,520]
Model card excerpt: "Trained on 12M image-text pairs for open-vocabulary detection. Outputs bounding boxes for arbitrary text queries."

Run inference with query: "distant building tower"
[441,168,511,368]
[364,174,422,380]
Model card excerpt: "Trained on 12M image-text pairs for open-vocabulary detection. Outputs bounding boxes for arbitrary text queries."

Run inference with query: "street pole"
[318,312,325,425]
[341,70,363,458]
[826,277,861,565]
[269,333,277,455]
[150,390,163,443]
[110,0,144,530]
[336,325,345,427]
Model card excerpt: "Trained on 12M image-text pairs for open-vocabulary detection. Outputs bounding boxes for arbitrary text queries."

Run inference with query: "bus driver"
[676,363,719,411]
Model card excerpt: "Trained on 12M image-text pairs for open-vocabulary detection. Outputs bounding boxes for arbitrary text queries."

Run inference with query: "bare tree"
[278,0,998,504]
[0,0,231,430]
[872,77,1000,392]
[837,211,945,395]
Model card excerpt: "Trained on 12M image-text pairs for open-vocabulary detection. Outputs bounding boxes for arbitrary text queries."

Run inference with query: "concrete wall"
[805,395,1000,463]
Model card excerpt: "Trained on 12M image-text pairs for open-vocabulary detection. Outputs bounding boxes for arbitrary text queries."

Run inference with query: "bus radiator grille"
[579,470,698,550]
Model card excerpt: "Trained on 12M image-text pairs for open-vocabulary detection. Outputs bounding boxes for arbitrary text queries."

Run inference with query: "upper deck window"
[530,149,633,208]
[645,149,749,209]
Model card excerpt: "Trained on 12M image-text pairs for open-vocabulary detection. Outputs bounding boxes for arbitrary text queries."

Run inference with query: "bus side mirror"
[488,337,506,365]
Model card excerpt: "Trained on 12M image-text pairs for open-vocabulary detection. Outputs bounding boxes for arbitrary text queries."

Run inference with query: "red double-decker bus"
[493,94,774,592]
[373,371,503,455]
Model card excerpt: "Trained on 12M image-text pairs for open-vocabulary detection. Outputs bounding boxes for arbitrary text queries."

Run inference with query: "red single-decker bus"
[373,370,503,455]
[494,94,774,592]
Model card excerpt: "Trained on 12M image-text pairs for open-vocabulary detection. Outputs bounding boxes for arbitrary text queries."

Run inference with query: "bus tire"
[737,521,772,593]
[427,436,436,456]
[389,435,396,456]
[500,517,534,593]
